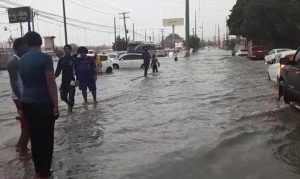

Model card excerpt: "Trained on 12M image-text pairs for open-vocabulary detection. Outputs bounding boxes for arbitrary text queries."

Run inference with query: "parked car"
[235,49,248,57]
[87,53,113,73]
[248,46,268,60]
[278,49,300,104]
[113,53,144,69]
[267,50,296,84]
[99,54,113,73]
[265,48,291,64]
[156,50,168,57]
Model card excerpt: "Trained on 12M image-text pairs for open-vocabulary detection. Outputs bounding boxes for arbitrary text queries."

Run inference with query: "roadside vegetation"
[227,0,300,49]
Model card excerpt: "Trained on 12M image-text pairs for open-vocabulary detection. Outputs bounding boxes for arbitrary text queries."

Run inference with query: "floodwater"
[1,49,300,179]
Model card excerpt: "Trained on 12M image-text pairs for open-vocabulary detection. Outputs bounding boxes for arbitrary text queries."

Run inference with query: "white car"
[265,49,291,64]
[113,53,144,69]
[235,49,248,57]
[267,50,296,84]
[99,54,113,73]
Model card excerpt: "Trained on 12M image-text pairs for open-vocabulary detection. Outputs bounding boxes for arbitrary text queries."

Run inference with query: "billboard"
[8,7,31,23]
[163,18,184,27]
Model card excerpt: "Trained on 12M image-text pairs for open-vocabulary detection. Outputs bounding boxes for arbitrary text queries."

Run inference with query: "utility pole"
[202,21,204,43]
[114,17,117,41]
[119,12,130,45]
[145,29,147,42]
[133,23,135,41]
[185,0,190,56]
[195,10,197,37]
[31,10,35,31]
[199,0,201,30]
[20,23,23,37]
[160,29,164,48]
[62,0,68,45]
[172,25,175,48]
[214,24,217,46]
[218,23,220,47]
[27,8,31,32]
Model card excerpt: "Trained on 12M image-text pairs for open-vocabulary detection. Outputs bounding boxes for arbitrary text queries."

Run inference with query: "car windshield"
[100,56,108,61]
[109,54,117,58]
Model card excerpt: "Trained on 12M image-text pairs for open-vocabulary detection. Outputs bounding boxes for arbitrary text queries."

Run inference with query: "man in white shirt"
[7,37,29,156]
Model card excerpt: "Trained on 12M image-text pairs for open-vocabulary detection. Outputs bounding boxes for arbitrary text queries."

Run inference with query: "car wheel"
[279,80,290,105]
[113,64,119,69]
[106,67,113,73]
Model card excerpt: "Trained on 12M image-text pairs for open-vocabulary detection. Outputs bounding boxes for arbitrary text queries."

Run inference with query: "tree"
[227,0,300,48]
[189,35,200,52]
[112,35,127,51]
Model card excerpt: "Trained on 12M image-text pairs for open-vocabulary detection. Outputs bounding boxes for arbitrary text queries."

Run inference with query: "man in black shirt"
[55,45,76,113]
[142,48,151,77]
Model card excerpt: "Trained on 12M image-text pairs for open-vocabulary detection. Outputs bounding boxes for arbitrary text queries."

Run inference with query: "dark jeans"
[152,64,158,73]
[60,83,75,107]
[144,63,150,77]
[21,102,55,178]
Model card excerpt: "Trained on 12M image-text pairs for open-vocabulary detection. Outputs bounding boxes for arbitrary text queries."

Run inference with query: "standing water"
[1,49,300,179]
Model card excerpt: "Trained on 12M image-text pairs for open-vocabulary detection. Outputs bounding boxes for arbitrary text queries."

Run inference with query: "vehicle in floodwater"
[279,49,300,105]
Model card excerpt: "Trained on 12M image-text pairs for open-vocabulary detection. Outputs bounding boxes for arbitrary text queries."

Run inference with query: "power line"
[66,0,115,16]
[38,14,113,33]
[0,1,114,29]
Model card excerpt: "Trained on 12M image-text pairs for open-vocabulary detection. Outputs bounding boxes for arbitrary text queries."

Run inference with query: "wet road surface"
[1,49,300,179]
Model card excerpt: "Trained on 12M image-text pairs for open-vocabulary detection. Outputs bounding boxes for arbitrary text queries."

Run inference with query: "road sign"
[163,18,184,27]
[8,7,31,23]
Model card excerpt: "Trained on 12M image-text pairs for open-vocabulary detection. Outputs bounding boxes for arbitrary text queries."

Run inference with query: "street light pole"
[62,0,68,45]
[185,0,190,56]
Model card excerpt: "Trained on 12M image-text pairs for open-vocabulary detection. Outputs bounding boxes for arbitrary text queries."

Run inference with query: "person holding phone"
[55,44,76,113]
[20,32,59,179]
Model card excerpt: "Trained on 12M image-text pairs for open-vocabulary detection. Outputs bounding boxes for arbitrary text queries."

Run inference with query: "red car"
[248,46,268,60]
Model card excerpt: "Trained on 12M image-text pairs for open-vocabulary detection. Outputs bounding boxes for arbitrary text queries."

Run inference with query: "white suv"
[113,53,144,69]
[265,49,291,64]
[99,54,113,73]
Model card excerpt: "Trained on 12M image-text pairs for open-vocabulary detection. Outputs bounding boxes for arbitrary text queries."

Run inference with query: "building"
[164,34,184,49]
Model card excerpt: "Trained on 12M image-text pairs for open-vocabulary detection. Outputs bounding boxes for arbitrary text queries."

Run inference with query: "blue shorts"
[79,79,96,92]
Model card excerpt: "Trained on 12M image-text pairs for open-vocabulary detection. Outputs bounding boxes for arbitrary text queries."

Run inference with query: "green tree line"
[227,0,300,48]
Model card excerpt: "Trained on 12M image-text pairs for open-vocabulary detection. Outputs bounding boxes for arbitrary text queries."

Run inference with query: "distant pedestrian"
[95,53,102,74]
[151,55,160,73]
[7,37,30,156]
[20,31,59,179]
[55,45,76,113]
[142,48,151,77]
[74,46,97,103]
[174,50,178,61]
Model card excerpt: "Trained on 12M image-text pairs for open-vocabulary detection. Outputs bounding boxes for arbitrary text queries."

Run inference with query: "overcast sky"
[0,0,236,46]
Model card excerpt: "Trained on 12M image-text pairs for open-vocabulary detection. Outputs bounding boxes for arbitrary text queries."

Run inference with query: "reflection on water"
[1,49,300,178]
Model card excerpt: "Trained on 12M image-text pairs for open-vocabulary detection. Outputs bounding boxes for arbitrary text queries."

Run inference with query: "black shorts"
[79,79,96,91]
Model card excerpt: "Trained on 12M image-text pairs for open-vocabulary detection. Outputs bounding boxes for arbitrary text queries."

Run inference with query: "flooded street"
[1,49,300,179]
